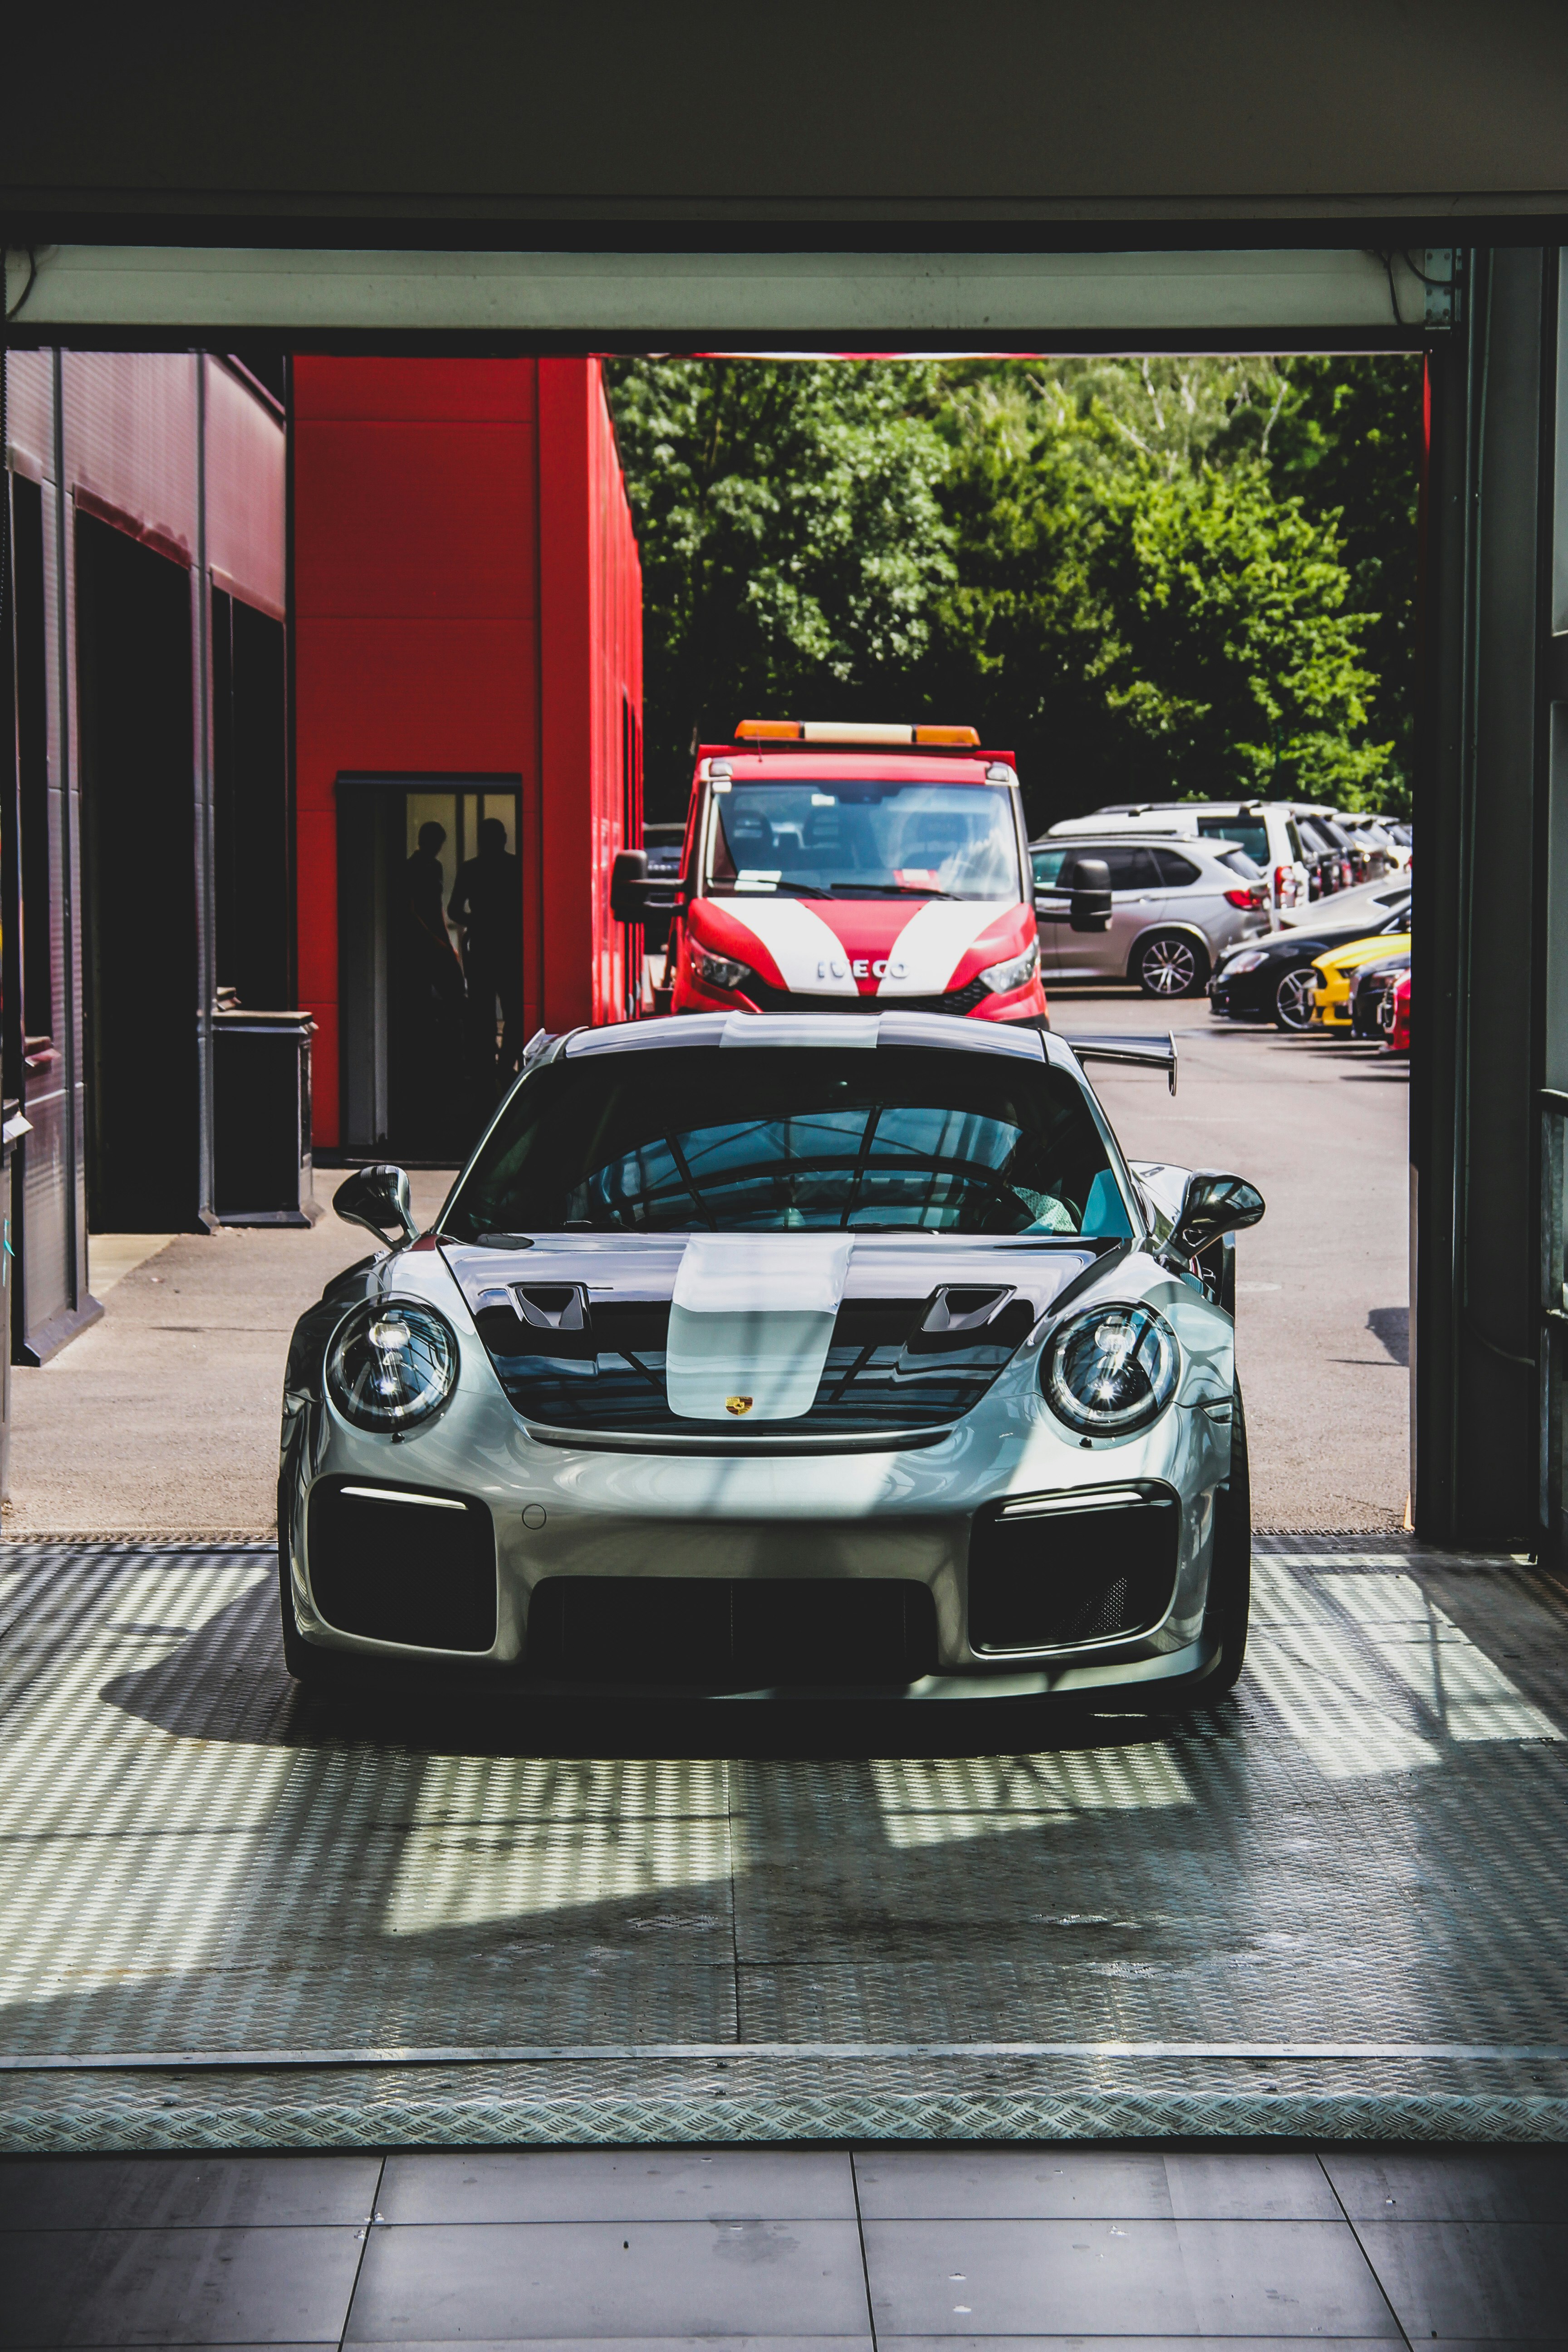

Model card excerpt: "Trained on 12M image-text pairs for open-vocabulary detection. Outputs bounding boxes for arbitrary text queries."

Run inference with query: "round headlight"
[326,1298,459,1433]
[1042,1303,1179,1436]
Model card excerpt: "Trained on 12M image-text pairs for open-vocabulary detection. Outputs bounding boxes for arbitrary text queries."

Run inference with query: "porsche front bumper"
[280,1344,1232,1701]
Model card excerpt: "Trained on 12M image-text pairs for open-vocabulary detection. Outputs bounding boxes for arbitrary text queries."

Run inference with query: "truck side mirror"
[610,849,651,924]
[334,1164,418,1245]
[1169,1170,1265,1256]
[1069,856,1113,932]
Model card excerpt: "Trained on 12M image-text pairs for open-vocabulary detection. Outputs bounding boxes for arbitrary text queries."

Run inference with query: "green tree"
[1257,357,1422,807]
[605,353,1419,827]
[1091,457,1390,804]
[927,357,1401,823]
[604,359,953,818]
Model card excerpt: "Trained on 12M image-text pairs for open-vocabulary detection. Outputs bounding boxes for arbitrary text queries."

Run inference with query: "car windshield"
[1298,815,1348,852]
[444,1046,1133,1238]
[705,779,1022,901]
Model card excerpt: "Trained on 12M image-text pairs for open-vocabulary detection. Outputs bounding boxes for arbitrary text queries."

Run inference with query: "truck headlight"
[326,1299,459,1433]
[1042,1303,1179,1436]
[691,941,753,992]
[977,938,1039,995]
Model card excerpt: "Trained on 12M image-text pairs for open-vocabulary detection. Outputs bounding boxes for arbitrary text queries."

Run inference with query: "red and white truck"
[614,720,1050,1026]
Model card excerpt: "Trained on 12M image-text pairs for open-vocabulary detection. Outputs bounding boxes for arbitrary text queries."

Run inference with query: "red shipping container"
[292,357,642,1150]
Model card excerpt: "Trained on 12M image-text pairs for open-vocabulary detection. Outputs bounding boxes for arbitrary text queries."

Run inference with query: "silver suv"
[1031,833,1271,997]
[1066,799,1310,919]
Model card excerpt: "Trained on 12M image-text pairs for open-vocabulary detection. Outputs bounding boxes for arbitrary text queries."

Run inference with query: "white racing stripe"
[666,1233,853,1421]
[875,899,1017,994]
[716,898,858,994]
[672,1234,852,1318]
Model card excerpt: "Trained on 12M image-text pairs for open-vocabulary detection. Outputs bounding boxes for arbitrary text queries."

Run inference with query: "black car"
[1350,950,1411,1039]
[1209,894,1411,1030]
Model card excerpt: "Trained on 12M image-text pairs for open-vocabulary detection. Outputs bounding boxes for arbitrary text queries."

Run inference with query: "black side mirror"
[334,1164,418,1245]
[1069,856,1113,933]
[1170,1170,1265,1257]
[610,849,651,923]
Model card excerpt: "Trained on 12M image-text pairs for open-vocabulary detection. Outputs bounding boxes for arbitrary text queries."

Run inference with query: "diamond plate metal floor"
[1,1537,1565,2150]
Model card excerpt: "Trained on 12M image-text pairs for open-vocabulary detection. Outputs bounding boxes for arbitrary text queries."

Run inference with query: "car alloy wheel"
[1137,932,1205,998]
[1274,964,1318,1030]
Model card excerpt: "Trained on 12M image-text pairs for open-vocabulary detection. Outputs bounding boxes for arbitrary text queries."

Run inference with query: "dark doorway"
[4,471,84,1357]
[211,588,289,1009]
[74,512,198,1231]
[338,776,523,1161]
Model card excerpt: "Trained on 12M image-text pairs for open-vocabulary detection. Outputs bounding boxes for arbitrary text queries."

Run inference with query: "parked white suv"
[1031,832,1271,997]
[1064,801,1310,922]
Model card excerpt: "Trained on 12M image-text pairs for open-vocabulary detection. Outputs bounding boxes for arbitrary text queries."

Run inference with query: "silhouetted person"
[391,820,465,1150]
[406,822,449,943]
[403,824,463,987]
[449,816,524,1083]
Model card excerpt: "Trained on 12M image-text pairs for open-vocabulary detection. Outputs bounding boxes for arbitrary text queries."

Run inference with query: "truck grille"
[744,979,990,1017]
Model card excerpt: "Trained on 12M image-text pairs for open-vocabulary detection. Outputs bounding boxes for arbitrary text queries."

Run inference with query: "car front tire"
[1273,962,1318,1030]
[1135,931,1210,998]
[278,1545,338,1682]
[1199,1380,1251,1699]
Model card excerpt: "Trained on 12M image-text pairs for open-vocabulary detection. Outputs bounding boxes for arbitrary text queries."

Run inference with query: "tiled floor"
[1,2144,1563,2348]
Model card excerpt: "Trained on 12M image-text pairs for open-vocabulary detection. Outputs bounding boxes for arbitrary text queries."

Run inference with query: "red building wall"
[292,357,642,1146]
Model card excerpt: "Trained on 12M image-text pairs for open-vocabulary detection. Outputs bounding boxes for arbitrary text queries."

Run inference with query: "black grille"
[307,1479,497,1651]
[967,1494,1179,1653]
[525,1576,937,1688]
[744,979,990,1017]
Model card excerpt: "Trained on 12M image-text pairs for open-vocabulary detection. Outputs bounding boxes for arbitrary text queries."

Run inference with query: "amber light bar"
[735,719,981,747]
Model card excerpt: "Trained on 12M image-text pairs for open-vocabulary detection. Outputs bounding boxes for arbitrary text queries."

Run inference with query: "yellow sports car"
[1310,929,1412,1029]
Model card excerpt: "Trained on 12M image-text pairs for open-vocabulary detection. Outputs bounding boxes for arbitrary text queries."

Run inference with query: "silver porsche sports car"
[279,1011,1264,1705]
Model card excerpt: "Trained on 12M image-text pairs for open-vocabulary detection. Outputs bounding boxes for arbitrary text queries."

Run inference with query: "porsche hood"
[446,1230,1112,1448]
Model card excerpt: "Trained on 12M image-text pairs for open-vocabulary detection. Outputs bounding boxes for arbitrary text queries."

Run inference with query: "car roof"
[1032,832,1242,858]
[555,1009,1053,1064]
[698,750,1008,786]
[1087,799,1292,817]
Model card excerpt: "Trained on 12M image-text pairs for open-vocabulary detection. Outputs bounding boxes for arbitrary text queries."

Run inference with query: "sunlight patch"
[871,1747,1194,1848]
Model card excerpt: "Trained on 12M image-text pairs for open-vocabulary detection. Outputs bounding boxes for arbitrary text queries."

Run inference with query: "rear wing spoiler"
[1060,1032,1179,1097]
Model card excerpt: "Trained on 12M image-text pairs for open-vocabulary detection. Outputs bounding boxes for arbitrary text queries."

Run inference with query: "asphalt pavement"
[1060,984,1409,1531]
[2,995,1407,1538]
[2,1172,455,1543]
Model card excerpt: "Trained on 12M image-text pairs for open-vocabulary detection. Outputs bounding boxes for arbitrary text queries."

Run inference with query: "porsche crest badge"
[725,1396,754,1416]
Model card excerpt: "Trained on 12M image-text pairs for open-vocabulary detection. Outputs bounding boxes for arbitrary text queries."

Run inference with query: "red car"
[1383,969,1411,1054]
[652,721,1048,1026]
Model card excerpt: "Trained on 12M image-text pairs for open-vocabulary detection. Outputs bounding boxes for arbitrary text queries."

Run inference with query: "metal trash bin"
[0,1101,31,1500]
[212,1010,321,1226]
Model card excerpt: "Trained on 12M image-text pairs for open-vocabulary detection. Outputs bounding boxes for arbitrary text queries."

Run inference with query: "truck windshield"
[705,780,1022,901]
[444,1046,1133,1238]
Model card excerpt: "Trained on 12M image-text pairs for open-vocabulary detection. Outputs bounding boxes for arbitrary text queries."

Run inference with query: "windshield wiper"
[840,1222,941,1233]
[818,881,961,899]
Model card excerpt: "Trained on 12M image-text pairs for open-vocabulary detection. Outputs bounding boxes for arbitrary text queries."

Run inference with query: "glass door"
[338,778,523,1160]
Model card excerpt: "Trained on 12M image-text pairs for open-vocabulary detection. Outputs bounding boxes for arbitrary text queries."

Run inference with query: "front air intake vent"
[307,1479,497,1651]
[525,1577,937,1688]
[967,1491,1179,1653]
